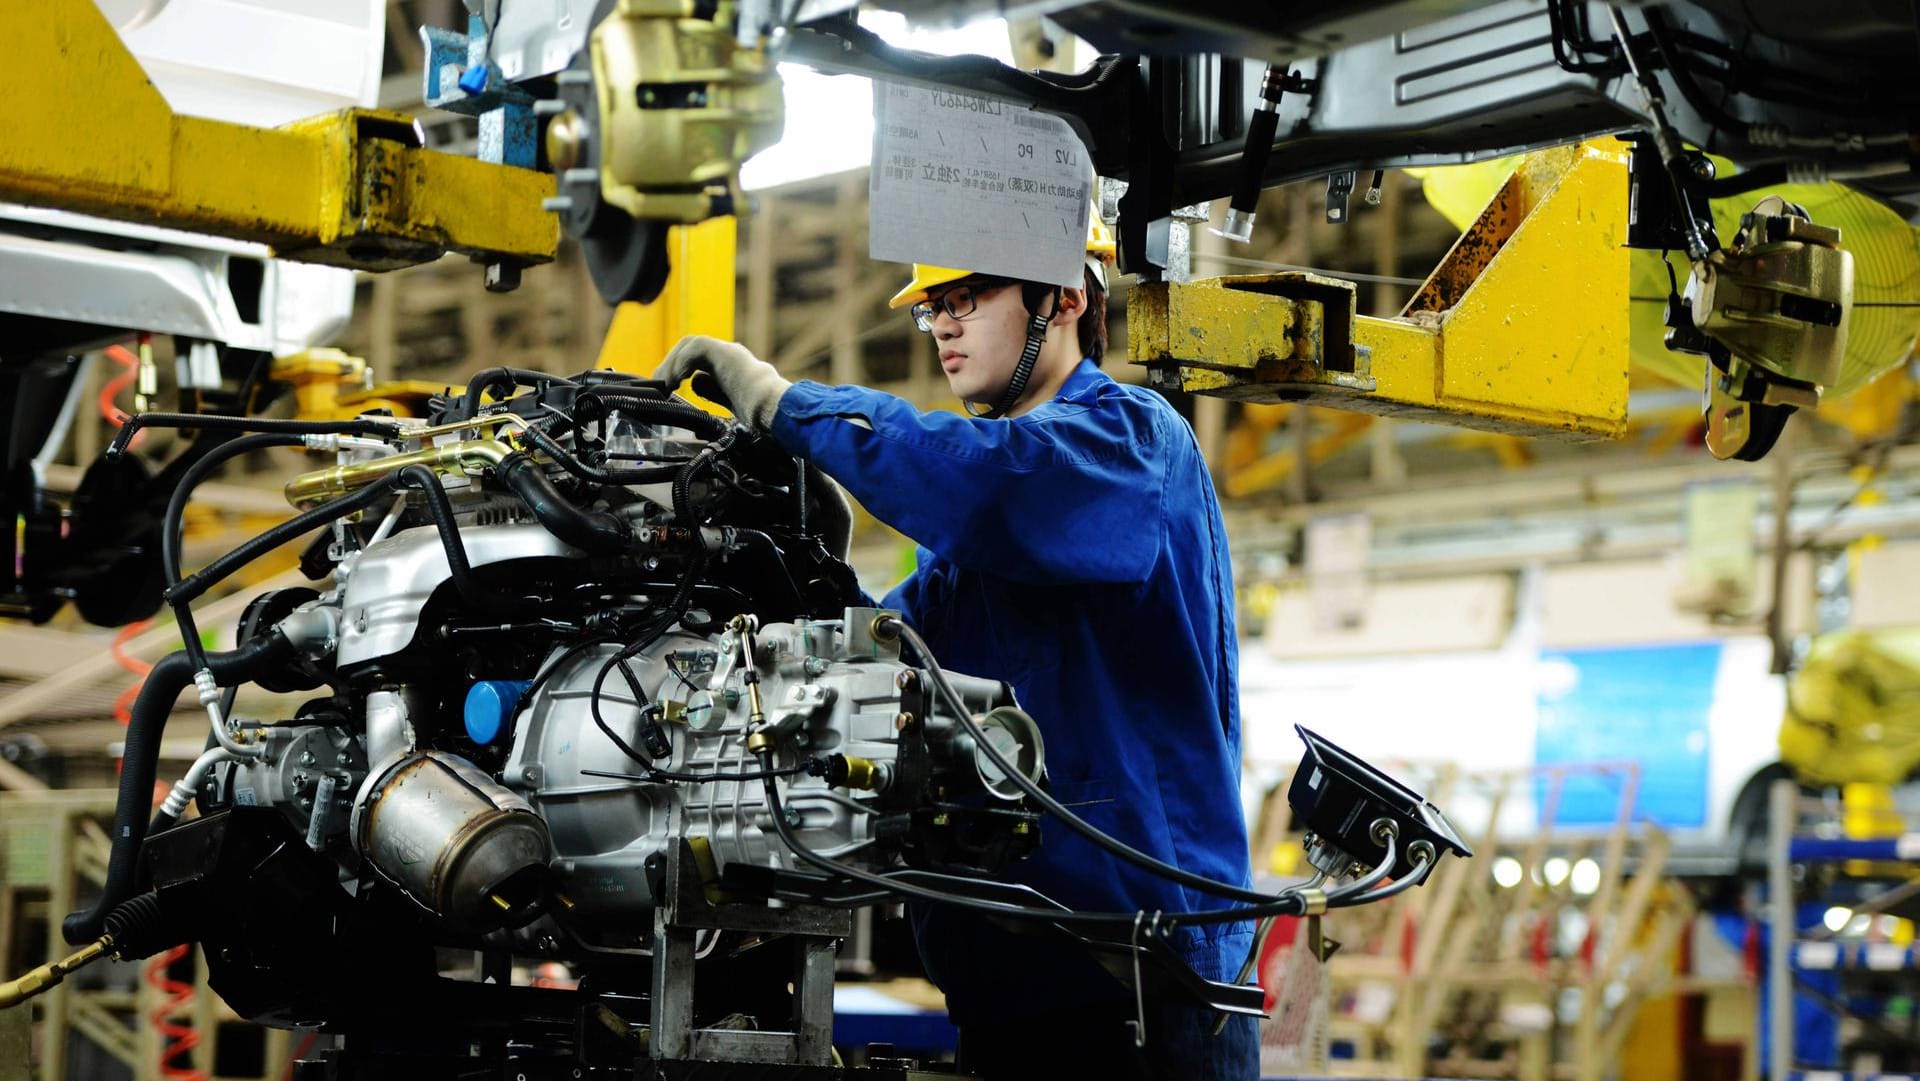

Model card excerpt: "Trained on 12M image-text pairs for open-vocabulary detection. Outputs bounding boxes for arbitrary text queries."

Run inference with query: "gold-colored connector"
[284,438,513,507]
[839,755,878,791]
[0,936,115,1010]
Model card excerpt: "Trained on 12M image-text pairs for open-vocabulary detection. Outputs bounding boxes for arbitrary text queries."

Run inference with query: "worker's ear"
[1051,286,1087,327]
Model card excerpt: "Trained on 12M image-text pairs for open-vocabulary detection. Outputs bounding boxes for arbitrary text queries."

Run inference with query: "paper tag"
[1794,941,1840,970]
[869,81,1094,287]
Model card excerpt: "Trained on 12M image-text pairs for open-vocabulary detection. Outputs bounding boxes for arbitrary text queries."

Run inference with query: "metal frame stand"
[650,843,848,1066]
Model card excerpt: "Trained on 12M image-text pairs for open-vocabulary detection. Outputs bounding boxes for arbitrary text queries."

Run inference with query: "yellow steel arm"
[1132,142,1630,441]
[0,0,557,272]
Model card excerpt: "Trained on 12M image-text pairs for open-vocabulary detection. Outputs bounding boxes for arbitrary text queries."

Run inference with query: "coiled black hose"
[576,387,731,441]
[494,452,631,555]
[64,633,297,945]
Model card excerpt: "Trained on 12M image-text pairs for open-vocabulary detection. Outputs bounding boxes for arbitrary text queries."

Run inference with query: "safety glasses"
[909,278,1016,333]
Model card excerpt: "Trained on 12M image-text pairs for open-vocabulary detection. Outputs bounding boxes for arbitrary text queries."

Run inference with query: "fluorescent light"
[741,11,1019,192]
[1492,856,1523,888]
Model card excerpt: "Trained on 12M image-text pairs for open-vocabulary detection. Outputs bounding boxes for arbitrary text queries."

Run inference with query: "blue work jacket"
[770,359,1252,1025]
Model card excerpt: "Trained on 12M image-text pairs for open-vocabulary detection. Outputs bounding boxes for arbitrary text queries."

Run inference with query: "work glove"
[656,336,792,430]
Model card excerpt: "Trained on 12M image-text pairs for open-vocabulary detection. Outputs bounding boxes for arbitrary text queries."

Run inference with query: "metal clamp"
[1295,886,1329,916]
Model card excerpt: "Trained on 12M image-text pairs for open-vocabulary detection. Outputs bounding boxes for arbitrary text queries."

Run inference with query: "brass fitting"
[744,729,774,756]
[0,936,114,1009]
[283,438,512,507]
[839,755,878,791]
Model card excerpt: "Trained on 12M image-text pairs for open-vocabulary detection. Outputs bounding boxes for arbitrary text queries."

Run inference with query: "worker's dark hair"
[1018,266,1108,365]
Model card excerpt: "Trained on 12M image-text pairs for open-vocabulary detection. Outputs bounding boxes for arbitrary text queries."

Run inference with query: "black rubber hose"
[102,892,176,960]
[64,633,298,945]
[1702,163,1791,197]
[672,445,719,527]
[394,465,490,612]
[106,414,398,459]
[575,388,731,440]
[518,424,681,486]
[455,367,576,421]
[1641,8,1749,138]
[494,452,631,555]
[170,475,405,606]
[162,433,305,670]
[1229,107,1280,218]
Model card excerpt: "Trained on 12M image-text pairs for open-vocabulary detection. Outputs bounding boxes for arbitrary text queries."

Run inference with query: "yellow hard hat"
[887,210,1117,310]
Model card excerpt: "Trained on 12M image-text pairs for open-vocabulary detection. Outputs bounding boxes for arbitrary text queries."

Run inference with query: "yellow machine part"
[1,0,557,271]
[1412,153,1920,400]
[1779,629,1920,786]
[596,216,737,417]
[1133,142,1629,439]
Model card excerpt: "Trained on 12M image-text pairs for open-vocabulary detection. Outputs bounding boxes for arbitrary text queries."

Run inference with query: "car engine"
[15,368,1466,1079]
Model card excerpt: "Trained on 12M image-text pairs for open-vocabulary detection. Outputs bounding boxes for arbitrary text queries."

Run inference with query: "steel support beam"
[0,0,556,273]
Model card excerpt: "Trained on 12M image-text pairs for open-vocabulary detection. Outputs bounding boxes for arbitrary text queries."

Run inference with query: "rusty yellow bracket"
[1132,143,1630,440]
[0,0,557,272]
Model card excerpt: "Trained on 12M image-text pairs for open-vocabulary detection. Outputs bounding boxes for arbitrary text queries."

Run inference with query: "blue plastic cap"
[458,63,490,96]
[465,679,533,745]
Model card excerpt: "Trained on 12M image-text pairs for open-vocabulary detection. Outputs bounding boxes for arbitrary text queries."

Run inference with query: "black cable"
[1548,0,1623,76]
[583,553,709,767]
[582,762,813,785]
[161,433,304,669]
[455,367,576,421]
[517,423,682,486]
[394,465,490,612]
[760,773,1368,930]
[673,442,726,527]
[106,414,398,459]
[573,388,731,441]
[891,618,1277,905]
[1641,7,1748,137]
[63,634,297,945]
[170,475,404,606]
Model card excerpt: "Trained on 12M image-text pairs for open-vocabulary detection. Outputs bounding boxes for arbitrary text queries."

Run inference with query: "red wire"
[100,344,139,428]
[282,1032,320,1081]
[110,619,154,728]
[144,946,207,1081]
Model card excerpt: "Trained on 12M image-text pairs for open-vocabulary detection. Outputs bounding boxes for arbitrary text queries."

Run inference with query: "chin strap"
[968,288,1061,420]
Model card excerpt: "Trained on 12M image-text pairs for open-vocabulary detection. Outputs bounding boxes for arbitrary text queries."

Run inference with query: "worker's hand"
[656,336,791,430]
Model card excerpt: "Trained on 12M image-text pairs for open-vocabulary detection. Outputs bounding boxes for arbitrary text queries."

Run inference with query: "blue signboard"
[1534,643,1720,828]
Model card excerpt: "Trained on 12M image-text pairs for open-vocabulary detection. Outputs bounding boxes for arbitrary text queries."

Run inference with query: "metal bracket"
[1326,171,1355,223]
[3,0,556,275]
[650,840,849,1067]
[1133,143,1630,441]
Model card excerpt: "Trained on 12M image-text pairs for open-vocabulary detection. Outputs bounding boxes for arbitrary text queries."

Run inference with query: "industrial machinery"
[6,0,1913,625]
[448,0,1897,459]
[0,375,1468,1077]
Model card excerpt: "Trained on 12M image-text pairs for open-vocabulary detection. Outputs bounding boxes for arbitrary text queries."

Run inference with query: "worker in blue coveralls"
[654,212,1256,1080]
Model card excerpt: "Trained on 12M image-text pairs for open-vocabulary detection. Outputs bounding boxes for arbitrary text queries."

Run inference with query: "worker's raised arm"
[769,378,1167,586]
